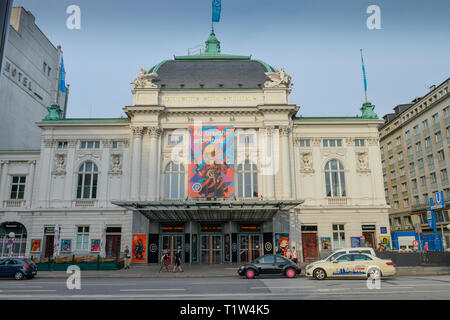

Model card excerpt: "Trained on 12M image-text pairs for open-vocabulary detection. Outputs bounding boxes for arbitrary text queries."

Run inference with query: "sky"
[11,0,450,119]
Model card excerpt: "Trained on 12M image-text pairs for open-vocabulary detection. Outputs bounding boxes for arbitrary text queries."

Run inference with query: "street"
[0,275,449,300]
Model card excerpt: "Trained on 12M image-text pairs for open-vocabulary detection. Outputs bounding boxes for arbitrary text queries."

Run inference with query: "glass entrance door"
[200,235,223,264]
[161,235,183,265]
[239,234,261,263]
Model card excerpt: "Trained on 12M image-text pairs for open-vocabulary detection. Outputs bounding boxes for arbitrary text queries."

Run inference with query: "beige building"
[0,32,390,263]
[379,78,450,249]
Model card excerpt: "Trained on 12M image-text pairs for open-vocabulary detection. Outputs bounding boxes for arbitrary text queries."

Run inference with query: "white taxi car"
[306,253,396,280]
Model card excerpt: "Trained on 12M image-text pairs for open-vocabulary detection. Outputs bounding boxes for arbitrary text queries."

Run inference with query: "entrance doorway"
[239,234,261,263]
[161,235,183,265]
[302,233,318,262]
[362,232,375,249]
[106,235,121,258]
[44,235,54,258]
[201,235,223,264]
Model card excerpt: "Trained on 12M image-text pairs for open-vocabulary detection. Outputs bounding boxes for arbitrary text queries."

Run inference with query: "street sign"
[431,191,445,210]
[413,240,419,248]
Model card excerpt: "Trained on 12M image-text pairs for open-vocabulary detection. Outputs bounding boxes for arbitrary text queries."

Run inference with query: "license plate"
[32,271,36,275]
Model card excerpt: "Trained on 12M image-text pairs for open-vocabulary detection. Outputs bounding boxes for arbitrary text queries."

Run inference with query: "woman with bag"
[159,249,171,272]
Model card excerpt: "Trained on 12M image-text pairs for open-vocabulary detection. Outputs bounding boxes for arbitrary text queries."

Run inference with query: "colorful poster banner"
[188,126,234,198]
[380,236,391,249]
[275,233,290,256]
[320,237,332,250]
[31,239,41,252]
[132,234,147,263]
[61,239,72,252]
[351,237,361,248]
[90,239,101,252]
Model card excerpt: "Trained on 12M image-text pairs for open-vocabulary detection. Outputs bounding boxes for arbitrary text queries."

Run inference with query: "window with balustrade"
[324,160,346,198]
[76,162,98,199]
[10,176,26,200]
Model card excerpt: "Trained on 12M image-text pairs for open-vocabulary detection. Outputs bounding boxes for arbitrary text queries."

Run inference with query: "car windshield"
[24,259,36,265]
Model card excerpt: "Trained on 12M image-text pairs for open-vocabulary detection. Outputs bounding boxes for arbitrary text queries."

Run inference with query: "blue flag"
[59,57,66,93]
[212,0,221,22]
[360,52,367,93]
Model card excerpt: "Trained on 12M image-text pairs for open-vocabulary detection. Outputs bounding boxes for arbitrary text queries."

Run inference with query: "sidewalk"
[35,264,450,279]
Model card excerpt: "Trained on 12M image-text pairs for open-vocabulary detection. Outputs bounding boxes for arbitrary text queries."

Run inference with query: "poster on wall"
[275,233,290,256]
[132,234,147,263]
[380,236,391,249]
[188,126,234,198]
[61,239,72,252]
[351,237,361,248]
[31,239,41,252]
[320,237,332,250]
[90,239,101,252]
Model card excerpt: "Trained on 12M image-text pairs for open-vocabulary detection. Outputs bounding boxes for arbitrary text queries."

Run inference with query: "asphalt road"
[0,275,449,300]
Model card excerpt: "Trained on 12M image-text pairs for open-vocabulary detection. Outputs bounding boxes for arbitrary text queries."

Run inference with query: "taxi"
[305,252,396,280]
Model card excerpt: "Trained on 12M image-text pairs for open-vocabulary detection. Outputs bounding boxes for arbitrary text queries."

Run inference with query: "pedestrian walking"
[173,248,183,273]
[159,249,171,272]
[423,242,430,264]
[124,245,131,270]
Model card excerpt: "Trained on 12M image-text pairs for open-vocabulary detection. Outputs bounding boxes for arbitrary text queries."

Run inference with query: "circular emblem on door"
[232,243,237,252]
[149,243,157,253]
[185,243,190,252]
[265,242,272,252]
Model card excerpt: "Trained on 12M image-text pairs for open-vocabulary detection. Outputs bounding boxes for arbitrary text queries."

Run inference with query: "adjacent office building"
[379,78,450,250]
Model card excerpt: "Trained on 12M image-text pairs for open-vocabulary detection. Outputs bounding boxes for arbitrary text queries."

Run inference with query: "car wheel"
[313,268,326,280]
[245,269,256,279]
[14,271,24,280]
[367,267,382,279]
[285,268,296,278]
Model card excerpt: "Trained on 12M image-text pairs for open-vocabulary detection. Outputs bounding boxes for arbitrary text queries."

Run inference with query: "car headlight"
[306,264,313,270]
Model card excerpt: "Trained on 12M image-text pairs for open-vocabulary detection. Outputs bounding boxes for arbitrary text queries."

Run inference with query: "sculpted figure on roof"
[130,68,159,89]
[264,67,293,89]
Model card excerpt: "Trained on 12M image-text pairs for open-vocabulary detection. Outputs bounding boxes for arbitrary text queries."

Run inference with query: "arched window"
[237,160,258,198]
[164,162,185,199]
[76,161,98,199]
[324,160,346,197]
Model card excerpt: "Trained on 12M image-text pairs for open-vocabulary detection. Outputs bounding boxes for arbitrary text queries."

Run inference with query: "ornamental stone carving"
[279,126,291,137]
[311,138,321,146]
[68,139,78,148]
[52,153,66,176]
[356,152,371,173]
[148,126,162,138]
[130,68,159,89]
[109,153,122,175]
[367,137,379,146]
[264,67,293,89]
[43,139,56,148]
[131,126,146,137]
[300,152,314,174]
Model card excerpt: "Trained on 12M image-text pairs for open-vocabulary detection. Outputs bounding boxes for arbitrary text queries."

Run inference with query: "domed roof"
[148,32,274,90]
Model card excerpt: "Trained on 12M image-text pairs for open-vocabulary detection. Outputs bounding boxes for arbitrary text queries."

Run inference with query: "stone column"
[147,126,162,200]
[100,140,112,206]
[63,139,77,202]
[130,126,145,200]
[38,139,55,207]
[0,160,9,205]
[280,126,292,199]
[26,160,36,208]
[260,127,275,200]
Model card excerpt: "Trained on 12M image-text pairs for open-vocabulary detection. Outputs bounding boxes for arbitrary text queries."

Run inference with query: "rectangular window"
[389,157,394,165]
[400,167,406,176]
[396,136,402,145]
[407,146,413,156]
[399,152,404,161]
[416,142,422,152]
[391,170,397,179]
[418,158,424,168]
[425,137,431,148]
[404,199,409,208]
[168,134,184,145]
[80,141,100,149]
[412,179,418,189]
[414,125,420,135]
[438,150,445,161]
[432,113,440,124]
[323,139,342,147]
[410,162,415,174]
[435,131,442,143]
[299,139,310,147]
[332,224,345,248]
[10,176,26,199]
[420,176,426,187]
[444,107,450,118]
[112,141,124,149]
[430,172,437,184]
[423,119,429,129]
[427,154,434,165]
[76,226,90,250]
[402,182,407,192]
[414,196,419,205]
[441,169,448,181]
[393,186,398,194]
[57,141,68,149]
[405,130,411,140]
[354,139,365,147]
[388,142,392,150]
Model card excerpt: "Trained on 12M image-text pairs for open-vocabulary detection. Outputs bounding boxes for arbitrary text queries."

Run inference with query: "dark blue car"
[0,258,37,280]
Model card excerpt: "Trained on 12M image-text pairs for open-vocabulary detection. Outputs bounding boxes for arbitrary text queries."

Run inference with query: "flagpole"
[360,49,368,103]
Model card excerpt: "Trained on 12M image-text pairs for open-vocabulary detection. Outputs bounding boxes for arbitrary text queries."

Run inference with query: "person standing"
[124,245,131,270]
[423,242,430,263]
[173,248,183,273]
[290,246,299,267]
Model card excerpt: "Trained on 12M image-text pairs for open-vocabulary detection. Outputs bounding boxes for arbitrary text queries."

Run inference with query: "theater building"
[0,32,390,263]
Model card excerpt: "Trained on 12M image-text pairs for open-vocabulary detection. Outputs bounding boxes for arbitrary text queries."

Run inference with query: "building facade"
[379,78,450,250]
[0,32,390,263]
[0,7,68,151]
